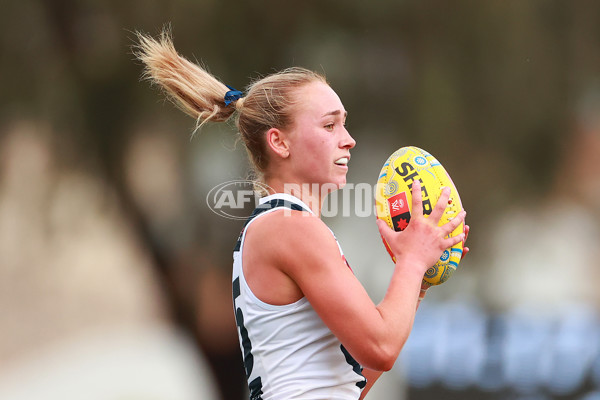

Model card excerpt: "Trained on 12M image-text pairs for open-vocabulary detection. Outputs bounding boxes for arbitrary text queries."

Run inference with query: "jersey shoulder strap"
[233,198,308,252]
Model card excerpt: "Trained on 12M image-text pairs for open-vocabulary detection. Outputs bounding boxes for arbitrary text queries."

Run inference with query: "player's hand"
[461,224,470,259]
[419,281,431,301]
[376,180,466,272]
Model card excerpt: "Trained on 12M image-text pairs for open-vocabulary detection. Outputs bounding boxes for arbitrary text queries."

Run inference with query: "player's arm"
[274,182,465,371]
[358,282,428,398]
[358,368,384,399]
[277,217,422,371]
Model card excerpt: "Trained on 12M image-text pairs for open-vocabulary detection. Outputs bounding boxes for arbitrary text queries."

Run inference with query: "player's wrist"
[394,254,428,276]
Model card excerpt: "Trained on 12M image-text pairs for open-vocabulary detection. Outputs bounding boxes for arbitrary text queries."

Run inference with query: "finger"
[461,246,470,260]
[376,218,394,242]
[419,286,428,301]
[463,224,470,244]
[411,180,423,217]
[441,210,466,236]
[441,231,466,250]
[429,186,451,223]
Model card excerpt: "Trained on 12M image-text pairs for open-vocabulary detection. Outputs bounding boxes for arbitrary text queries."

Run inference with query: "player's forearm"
[379,255,425,322]
[368,258,425,369]
[358,367,384,400]
[359,267,424,396]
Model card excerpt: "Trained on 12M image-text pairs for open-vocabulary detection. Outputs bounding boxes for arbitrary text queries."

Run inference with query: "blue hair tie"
[224,85,243,106]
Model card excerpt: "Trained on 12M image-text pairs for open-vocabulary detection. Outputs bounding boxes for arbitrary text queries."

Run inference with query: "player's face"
[286,82,356,191]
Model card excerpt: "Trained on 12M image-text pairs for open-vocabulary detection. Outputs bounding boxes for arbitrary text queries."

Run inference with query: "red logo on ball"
[387,192,409,217]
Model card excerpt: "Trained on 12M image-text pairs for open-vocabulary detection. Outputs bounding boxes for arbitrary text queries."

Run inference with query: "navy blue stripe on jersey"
[341,345,367,389]
[233,199,308,252]
[233,276,241,299]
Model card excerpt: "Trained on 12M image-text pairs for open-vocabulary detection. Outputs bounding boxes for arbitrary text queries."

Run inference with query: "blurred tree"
[2,1,600,399]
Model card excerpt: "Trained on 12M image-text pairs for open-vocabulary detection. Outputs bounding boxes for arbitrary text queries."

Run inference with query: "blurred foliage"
[3,0,600,315]
[2,1,600,398]
[2,0,600,320]
[2,0,599,213]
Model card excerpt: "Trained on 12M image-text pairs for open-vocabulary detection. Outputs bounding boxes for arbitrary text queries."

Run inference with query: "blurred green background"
[1,1,600,399]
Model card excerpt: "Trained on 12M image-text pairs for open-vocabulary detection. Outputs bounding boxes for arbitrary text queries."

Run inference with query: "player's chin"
[340,170,351,185]
[333,177,348,190]
[322,170,349,192]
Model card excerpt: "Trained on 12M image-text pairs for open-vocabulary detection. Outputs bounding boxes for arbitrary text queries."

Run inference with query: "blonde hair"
[134,28,327,181]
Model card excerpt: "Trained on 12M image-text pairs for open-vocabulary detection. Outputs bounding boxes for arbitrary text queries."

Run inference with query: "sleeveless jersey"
[232,193,366,400]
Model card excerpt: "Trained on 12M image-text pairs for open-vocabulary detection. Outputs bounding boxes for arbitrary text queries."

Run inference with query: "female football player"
[135,29,467,400]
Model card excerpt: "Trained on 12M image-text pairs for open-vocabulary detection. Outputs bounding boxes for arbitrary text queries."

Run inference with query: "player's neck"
[265,178,328,217]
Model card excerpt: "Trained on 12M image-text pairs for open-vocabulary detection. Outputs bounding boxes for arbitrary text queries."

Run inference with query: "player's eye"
[324,123,335,131]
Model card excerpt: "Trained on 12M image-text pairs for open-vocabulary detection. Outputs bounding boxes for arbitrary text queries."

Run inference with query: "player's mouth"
[334,156,350,167]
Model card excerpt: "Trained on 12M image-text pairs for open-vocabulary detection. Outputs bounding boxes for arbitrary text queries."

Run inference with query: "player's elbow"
[378,345,400,371]
[359,343,400,372]
[346,325,410,371]
[372,356,396,372]
[369,352,397,372]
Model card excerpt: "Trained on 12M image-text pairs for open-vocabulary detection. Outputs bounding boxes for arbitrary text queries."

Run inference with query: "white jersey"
[232,193,366,400]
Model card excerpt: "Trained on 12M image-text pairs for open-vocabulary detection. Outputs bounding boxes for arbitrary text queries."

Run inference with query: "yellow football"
[375,146,464,286]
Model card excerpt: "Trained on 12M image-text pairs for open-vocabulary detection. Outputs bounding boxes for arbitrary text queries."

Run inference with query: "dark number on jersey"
[341,344,367,389]
[233,277,264,400]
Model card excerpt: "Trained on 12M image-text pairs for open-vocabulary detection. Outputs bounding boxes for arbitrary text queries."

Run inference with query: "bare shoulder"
[246,208,341,262]
[242,208,343,305]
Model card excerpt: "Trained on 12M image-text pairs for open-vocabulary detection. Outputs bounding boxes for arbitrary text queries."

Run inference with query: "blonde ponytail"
[134,28,239,128]
[134,27,327,183]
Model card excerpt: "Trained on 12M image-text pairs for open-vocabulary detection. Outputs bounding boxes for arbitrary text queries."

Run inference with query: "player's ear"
[266,128,290,159]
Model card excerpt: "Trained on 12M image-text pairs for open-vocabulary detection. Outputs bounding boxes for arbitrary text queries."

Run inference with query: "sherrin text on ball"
[375,146,464,286]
